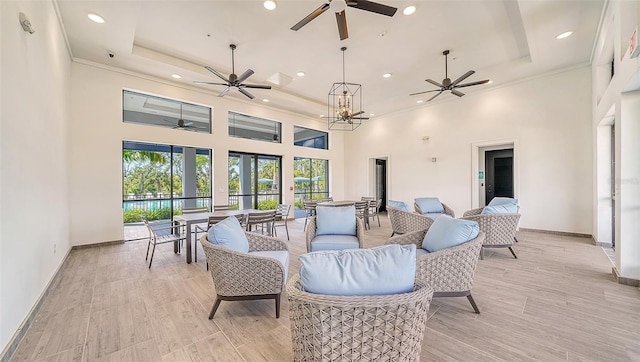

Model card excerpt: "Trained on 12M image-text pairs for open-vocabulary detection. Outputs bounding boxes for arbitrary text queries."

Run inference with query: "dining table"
[173,208,264,264]
[317,200,358,207]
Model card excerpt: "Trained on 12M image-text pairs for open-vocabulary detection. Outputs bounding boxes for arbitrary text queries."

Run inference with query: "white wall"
[0,0,71,352]
[344,67,593,234]
[592,0,640,281]
[69,62,346,245]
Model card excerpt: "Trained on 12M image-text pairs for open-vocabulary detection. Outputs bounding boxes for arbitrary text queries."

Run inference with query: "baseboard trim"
[595,241,613,247]
[612,267,640,287]
[518,228,592,239]
[72,239,124,249]
[0,247,72,362]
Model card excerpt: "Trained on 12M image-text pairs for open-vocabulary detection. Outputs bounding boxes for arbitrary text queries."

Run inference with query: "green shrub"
[123,207,173,223]
[257,199,278,210]
[294,201,304,209]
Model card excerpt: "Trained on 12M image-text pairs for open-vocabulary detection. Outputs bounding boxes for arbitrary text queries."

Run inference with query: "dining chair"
[367,199,382,227]
[272,204,291,240]
[246,210,277,235]
[213,204,232,211]
[354,201,370,230]
[303,200,317,230]
[142,216,185,268]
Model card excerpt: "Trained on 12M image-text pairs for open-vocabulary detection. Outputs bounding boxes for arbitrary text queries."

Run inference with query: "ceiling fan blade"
[352,116,370,120]
[218,87,231,97]
[451,70,475,87]
[236,69,254,84]
[451,89,465,97]
[348,0,397,16]
[427,91,443,102]
[336,10,348,40]
[291,3,330,31]
[455,79,491,88]
[409,89,440,96]
[426,79,444,88]
[242,84,272,89]
[204,66,231,83]
[193,81,229,86]
[238,87,255,99]
[352,110,365,117]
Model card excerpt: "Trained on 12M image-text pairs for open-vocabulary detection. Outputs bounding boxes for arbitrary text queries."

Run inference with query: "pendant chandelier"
[327,47,368,131]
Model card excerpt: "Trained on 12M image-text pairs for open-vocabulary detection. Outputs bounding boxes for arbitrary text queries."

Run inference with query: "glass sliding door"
[228,151,281,210]
[122,141,211,241]
[293,157,329,218]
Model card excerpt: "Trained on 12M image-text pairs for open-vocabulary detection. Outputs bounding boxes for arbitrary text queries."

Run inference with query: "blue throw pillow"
[421,216,479,252]
[482,204,518,214]
[414,197,444,214]
[299,244,416,296]
[488,197,518,206]
[388,200,412,212]
[207,216,249,253]
[316,205,356,236]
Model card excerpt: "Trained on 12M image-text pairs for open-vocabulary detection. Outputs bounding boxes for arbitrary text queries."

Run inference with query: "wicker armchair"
[287,274,434,361]
[305,216,365,253]
[462,208,521,259]
[414,201,456,217]
[387,206,434,236]
[386,229,485,313]
[200,232,289,319]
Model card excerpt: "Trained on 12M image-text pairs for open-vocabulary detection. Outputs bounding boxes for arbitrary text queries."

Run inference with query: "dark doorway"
[485,149,514,205]
[375,159,387,211]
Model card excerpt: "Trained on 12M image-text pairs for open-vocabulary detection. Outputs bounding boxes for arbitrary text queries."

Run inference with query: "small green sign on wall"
[479,171,484,179]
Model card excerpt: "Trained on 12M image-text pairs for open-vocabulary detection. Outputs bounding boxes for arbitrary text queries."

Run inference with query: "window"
[123,90,211,133]
[294,126,328,150]
[228,151,282,210]
[228,111,281,143]
[293,157,329,217]
[122,141,211,240]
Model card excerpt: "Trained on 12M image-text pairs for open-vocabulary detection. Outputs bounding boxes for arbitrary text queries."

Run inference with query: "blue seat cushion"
[388,200,412,212]
[482,204,518,214]
[422,215,479,253]
[488,197,518,206]
[424,212,446,220]
[207,216,249,253]
[315,205,356,236]
[251,250,290,282]
[299,244,416,296]
[415,197,445,214]
[310,235,359,252]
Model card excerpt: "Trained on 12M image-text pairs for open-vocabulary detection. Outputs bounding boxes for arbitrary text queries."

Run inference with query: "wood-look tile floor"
[10,214,640,361]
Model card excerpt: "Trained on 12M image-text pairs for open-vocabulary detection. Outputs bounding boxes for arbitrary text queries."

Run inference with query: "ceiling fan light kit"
[327,47,368,131]
[194,44,272,99]
[410,49,490,102]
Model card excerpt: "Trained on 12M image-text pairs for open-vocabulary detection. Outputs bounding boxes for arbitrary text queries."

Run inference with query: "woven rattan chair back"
[387,207,434,236]
[287,274,434,361]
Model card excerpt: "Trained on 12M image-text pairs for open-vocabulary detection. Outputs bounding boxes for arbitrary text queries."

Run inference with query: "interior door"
[375,159,387,211]
[485,149,514,205]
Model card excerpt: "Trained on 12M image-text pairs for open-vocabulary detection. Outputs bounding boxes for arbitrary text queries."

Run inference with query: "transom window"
[123,90,211,133]
[294,126,328,150]
[228,111,281,143]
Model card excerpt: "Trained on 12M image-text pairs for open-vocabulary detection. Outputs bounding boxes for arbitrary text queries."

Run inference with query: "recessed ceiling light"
[262,99,269,102]
[320,115,325,118]
[297,71,306,77]
[383,73,392,78]
[417,100,424,103]
[556,31,573,39]
[403,5,416,15]
[171,74,181,79]
[88,13,105,23]
[487,80,493,84]
[263,0,276,10]
[369,113,375,116]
